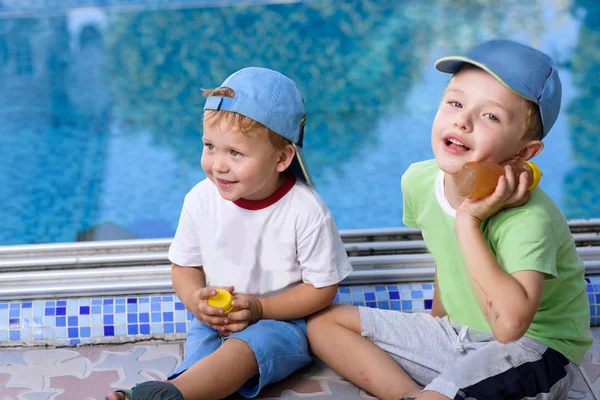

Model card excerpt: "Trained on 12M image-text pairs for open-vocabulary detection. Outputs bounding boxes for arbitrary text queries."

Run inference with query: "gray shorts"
[359,307,578,399]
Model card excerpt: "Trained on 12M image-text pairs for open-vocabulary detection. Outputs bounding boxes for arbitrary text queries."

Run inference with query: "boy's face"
[431,66,529,175]
[201,119,288,201]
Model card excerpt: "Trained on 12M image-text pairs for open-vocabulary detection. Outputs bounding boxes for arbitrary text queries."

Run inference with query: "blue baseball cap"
[435,39,562,138]
[204,67,312,185]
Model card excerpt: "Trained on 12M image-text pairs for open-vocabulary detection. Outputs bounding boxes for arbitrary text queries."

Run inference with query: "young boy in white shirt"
[107,67,352,400]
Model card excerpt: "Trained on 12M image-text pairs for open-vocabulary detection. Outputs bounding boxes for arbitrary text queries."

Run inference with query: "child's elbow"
[320,284,338,305]
[492,315,531,344]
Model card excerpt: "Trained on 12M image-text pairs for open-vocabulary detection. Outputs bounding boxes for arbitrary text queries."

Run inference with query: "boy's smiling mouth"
[444,136,471,154]
[216,178,236,188]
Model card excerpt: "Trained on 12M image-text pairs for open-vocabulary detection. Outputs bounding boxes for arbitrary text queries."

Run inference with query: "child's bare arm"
[221,283,338,334]
[431,269,447,318]
[260,282,338,320]
[455,218,544,342]
[455,167,544,342]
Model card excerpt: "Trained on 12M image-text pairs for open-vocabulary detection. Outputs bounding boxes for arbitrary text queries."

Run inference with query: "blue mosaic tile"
[351,293,363,302]
[0,278,597,345]
[375,291,388,301]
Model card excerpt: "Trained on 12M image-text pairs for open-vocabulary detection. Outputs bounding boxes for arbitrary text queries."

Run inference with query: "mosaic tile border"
[1,276,599,347]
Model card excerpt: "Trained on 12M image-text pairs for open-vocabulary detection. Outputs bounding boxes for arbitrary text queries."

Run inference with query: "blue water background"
[0,0,598,245]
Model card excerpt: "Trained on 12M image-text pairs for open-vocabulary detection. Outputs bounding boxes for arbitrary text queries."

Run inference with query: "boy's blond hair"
[202,87,291,150]
[523,100,544,141]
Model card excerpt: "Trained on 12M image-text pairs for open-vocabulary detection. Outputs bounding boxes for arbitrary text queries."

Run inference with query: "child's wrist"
[454,214,482,234]
[254,297,265,322]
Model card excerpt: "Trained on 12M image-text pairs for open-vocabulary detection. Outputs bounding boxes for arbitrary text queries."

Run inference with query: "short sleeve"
[401,169,418,228]
[296,215,353,288]
[168,194,203,267]
[492,211,558,278]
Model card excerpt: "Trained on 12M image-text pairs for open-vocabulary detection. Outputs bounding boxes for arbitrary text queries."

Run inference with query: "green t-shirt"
[402,159,592,364]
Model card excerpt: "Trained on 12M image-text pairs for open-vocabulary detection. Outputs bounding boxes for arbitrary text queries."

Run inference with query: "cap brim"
[434,56,537,103]
[289,144,313,186]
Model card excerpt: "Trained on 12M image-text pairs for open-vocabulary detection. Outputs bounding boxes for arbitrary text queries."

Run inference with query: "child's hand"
[188,286,234,331]
[456,165,530,225]
[219,293,263,336]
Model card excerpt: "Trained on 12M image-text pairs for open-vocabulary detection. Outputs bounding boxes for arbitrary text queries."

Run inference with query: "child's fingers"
[489,175,507,204]
[226,308,252,322]
[218,285,235,294]
[198,301,227,317]
[199,312,228,326]
[231,296,251,310]
[503,165,517,195]
[222,321,248,333]
[195,287,218,300]
[512,172,529,200]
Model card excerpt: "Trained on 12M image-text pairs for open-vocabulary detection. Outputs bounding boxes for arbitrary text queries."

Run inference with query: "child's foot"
[105,381,183,400]
[105,390,130,400]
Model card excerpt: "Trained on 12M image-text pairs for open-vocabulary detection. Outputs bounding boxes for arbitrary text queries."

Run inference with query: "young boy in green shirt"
[307,39,592,399]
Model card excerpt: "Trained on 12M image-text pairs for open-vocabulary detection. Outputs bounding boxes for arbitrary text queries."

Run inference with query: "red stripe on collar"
[233,174,297,210]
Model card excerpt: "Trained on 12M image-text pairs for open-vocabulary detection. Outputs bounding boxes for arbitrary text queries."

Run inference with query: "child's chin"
[436,159,463,175]
[217,191,238,202]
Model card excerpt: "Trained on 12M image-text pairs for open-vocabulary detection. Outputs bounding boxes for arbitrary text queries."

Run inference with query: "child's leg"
[172,318,311,399]
[106,338,257,400]
[424,332,577,399]
[170,337,258,398]
[307,304,423,400]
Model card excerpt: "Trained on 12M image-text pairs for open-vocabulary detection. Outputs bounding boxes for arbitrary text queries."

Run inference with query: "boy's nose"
[213,158,229,173]
[453,113,473,132]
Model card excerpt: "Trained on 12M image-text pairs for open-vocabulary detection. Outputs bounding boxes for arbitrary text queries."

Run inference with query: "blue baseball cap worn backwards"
[204,67,312,185]
[435,39,562,138]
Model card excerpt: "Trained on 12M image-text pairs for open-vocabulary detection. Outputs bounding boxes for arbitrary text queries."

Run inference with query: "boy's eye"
[449,101,462,108]
[204,143,214,150]
[484,113,498,121]
[230,150,241,156]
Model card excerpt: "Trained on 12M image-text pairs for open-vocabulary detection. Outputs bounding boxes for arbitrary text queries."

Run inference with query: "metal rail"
[1,219,599,300]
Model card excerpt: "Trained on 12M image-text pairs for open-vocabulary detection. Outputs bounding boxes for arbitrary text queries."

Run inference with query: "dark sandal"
[109,382,183,400]
[107,389,132,400]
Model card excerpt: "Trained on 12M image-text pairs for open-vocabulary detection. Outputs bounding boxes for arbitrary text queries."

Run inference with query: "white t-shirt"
[168,175,353,297]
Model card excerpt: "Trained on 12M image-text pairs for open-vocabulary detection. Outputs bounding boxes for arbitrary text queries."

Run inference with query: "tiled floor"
[1,329,598,399]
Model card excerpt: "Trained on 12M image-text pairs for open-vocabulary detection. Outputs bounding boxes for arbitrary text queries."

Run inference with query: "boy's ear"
[518,140,544,160]
[276,144,296,172]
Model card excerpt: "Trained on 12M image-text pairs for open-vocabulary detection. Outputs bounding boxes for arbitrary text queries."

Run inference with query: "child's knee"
[307,304,360,334]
